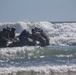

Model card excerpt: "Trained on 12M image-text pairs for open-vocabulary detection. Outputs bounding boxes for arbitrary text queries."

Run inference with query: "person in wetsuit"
[9,27,16,39]
[31,28,46,46]
[0,28,8,47]
[19,30,29,45]
[39,29,50,46]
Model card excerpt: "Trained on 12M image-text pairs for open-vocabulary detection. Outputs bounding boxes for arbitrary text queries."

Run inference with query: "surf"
[0,21,76,46]
[0,21,76,75]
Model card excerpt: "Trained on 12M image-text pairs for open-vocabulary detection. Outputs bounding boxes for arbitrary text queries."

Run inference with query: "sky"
[0,0,76,22]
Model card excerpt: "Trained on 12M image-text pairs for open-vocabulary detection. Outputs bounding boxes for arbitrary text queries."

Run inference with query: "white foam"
[0,46,40,59]
[0,65,76,75]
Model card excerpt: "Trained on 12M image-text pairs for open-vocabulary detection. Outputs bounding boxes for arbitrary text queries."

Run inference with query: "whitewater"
[0,21,76,75]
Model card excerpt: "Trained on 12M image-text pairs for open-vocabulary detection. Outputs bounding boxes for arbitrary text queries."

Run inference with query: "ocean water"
[0,21,76,75]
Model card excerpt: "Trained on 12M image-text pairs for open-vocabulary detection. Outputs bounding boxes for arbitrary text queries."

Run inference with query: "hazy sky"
[0,0,76,22]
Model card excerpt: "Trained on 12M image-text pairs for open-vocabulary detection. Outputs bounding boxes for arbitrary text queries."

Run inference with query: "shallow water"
[0,46,76,75]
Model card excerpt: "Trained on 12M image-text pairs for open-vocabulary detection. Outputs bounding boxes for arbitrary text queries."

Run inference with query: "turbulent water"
[0,21,76,75]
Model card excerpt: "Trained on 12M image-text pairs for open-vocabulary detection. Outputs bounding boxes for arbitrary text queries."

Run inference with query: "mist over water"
[0,21,76,75]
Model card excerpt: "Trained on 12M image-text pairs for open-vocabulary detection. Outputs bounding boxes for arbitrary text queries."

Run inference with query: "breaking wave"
[0,21,76,46]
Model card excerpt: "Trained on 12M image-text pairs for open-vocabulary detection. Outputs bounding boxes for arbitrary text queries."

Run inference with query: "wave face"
[0,21,76,75]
